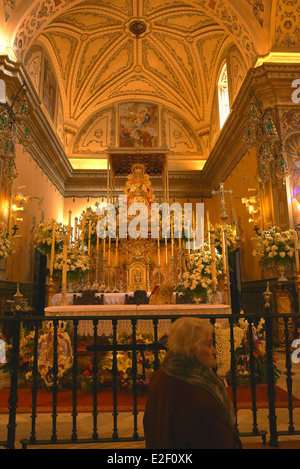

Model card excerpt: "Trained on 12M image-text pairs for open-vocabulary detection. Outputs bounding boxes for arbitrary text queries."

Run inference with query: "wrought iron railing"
[0,306,299,449]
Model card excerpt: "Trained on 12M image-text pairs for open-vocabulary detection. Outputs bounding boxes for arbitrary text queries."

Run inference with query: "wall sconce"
[245,86,289,189]
[0,79,33,181]
[242,192,261,235]
[10,190,28,237]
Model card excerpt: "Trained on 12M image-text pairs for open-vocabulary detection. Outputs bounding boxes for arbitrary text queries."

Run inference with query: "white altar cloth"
[51,292,149,306]
[44,304,231,336]
[51,291,224,306]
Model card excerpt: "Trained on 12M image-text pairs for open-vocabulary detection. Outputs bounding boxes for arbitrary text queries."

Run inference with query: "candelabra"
[92,249,100,291]
[212,182,233,306]
[113,266,119,292]
[0,81,33,177]
[0,80,33,236]
[245,87,289,188]
[100,258,106,292]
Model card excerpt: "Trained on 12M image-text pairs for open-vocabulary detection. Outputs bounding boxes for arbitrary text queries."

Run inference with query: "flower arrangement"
[252,226,295,268]
[79,205,120,247]
[179,243,223,302]
[51,246,90,282]
[0,223,14,260]
[36,321,73,387]
[99,330,167,395]
[34,219,68,255]
[0,321,73,388]
[210,223,237,254]
[215,318,281,384]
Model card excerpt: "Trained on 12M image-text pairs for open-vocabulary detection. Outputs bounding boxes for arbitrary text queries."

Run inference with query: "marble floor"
[1,352,300,450]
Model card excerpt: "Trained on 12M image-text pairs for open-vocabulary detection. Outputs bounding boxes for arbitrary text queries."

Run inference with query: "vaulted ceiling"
[1,0,300,176]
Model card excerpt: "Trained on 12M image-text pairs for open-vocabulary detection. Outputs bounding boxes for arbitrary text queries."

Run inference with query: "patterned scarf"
[162,353,236,427]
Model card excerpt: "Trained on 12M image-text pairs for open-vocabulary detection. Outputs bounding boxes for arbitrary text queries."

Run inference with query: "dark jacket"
[143,367,242,449]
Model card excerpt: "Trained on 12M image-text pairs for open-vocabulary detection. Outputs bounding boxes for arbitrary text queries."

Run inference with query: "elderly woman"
[143,317,242,449]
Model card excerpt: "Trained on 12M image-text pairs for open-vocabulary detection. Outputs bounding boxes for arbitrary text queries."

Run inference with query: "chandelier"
[0,79,33,180]
[245,86,289,188]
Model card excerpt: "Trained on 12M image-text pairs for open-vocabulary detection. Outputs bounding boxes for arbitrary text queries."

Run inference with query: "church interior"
[1,0,300,450]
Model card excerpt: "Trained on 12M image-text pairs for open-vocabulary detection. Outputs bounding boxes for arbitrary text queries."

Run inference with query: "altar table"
[44,304,231,336]
[51,291,225,306]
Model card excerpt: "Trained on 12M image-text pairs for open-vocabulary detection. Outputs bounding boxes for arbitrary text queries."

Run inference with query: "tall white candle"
[158,238,160,265]
[49,226,56,276]
[222,229,227,273]
[62,244,67,286]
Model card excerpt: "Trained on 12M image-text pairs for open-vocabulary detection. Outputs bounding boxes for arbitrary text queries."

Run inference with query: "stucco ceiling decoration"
[5,1,295,174]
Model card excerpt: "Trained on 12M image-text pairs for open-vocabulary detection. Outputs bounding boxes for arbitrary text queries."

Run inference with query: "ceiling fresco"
[1,0,299,172]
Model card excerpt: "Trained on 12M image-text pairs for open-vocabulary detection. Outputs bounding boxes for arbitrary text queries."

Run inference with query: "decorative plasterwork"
[273,0,300,49]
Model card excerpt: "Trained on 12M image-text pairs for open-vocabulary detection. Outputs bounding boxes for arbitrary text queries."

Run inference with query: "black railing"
[0,308,300,449]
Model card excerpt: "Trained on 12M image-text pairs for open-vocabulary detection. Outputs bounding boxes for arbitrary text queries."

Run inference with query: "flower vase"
[194,297,202,305]
[274,264,288,282]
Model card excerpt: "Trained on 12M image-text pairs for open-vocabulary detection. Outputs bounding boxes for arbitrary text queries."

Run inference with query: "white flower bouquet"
[51,246,90,281]
[209,223,237,254]
[180,243,223,301]
[0,224,14,260]
[34,219,68,254]
[252,226,295,268]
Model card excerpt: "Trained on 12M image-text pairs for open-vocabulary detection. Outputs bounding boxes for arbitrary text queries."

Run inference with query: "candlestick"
[116,235,119,265]
[96,215,100,250]
[103,235,106,258]
[49,225,56,277]
[108,235,111,265]
[165,237,168,264]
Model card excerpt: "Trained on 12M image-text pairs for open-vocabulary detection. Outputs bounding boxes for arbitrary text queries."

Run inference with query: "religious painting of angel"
[119,102,159,148]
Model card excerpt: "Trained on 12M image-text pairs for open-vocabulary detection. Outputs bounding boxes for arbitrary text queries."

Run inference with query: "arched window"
[218,62,230,129]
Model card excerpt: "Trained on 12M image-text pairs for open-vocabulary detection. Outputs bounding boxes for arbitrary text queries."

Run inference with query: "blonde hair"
[167,317,214,358]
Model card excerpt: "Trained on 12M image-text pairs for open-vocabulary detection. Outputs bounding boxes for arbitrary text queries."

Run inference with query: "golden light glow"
[69,158,108,170]
[0,44,18,62]
[255,52,300,67]
[69,158,207,171]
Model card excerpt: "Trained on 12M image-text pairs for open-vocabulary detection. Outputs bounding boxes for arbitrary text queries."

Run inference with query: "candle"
[207,210,211,247]
[158,238,160,265]
[211,241,217,283]
[171,218,174,257]
[88,219,91,255]
[96,215,100,250]
[294,230,300,271]
[81,212,86,250]
[49,225,56,276]
[103,224,106,258]
[108,235,111,265]
[68,210,72,245]
[74,217,78,249]
[116,235,119,265]
[157,237,160,264]
[62,244,67,286]
[222,228,227,273]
